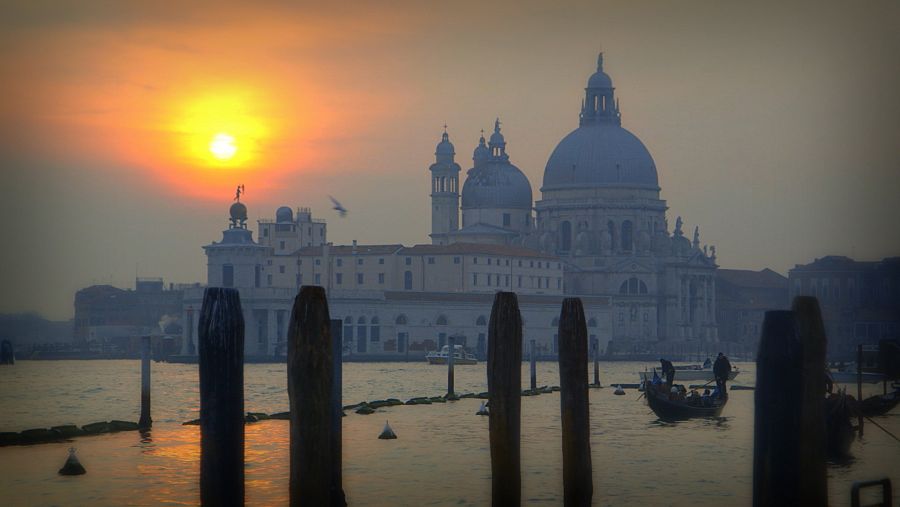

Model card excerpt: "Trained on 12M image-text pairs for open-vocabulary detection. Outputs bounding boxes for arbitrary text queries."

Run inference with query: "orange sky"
[1,0,898,319]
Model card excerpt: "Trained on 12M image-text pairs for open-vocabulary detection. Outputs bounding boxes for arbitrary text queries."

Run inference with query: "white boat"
[639,363,740,383]
[425,345,477,365]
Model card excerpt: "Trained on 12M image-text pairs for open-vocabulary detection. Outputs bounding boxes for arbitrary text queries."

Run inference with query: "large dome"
[542,123,658,190]
[461,160,533,210]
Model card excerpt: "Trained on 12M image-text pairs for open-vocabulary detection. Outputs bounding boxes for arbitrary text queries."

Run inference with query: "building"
[182,54,718,359]
[73,278,193,351]
[789,256,900,358]
[716,268,789,348]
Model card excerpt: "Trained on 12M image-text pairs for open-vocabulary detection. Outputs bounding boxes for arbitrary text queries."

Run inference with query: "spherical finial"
[230,202,248,221]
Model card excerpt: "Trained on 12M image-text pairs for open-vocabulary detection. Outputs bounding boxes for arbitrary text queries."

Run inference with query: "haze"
[1,0,898,320]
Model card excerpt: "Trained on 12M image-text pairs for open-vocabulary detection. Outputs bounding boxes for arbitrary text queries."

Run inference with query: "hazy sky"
[1,0,898,320]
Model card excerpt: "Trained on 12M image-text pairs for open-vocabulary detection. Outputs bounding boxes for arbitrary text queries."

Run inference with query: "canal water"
[0,360,897,506]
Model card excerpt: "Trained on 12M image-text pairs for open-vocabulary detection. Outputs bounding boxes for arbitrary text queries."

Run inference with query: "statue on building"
[692,226,701,250]
[234,184,245,202]
[674,216,683,237]
[575,230,592,256]
[599,227,612,255]
[636,225,651,254]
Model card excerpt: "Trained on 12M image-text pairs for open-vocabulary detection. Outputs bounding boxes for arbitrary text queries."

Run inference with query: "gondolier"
[660,358,675,386]
[713,353,731,394]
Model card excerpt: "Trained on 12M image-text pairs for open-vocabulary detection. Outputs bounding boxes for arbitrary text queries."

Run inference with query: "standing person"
[660,358,675,387]
[713,352,731,395]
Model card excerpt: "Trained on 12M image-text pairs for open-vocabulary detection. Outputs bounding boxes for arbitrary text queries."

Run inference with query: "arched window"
[560,221,572,252]
[621,220,633,251]
[343,316,354,342]
[370,317,380,343]
[476,315,487,326]
[619,277,649,295]
[436,315,448,326]
[395,314,407,325]
[357,316,367,344]
[404,270,413,290]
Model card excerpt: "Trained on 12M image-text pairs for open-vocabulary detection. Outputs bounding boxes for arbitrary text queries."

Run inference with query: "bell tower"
[429,127,461,245]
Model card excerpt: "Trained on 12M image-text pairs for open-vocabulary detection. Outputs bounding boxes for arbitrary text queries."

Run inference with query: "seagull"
[329,196,347,217]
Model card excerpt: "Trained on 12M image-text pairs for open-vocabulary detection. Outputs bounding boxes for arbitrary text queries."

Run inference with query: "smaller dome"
[230,202,248,221]
[473,134,489,167]
[588,70,612,89]
[275,206,293,223]
[436,132,455,156]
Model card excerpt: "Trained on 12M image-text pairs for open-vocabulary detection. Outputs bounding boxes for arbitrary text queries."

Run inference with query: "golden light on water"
[209,133,237,160]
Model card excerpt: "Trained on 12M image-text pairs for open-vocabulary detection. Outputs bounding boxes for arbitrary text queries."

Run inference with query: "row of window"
[335,273,386,285]
[472,273,561,290]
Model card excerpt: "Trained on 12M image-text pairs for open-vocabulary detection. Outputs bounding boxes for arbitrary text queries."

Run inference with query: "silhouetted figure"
[660,358,675,386]
[713,352,731,394]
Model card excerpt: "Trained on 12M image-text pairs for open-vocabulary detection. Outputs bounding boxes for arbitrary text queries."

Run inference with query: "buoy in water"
[378,420,397,439]
[58,447,86,476]
[476,401,489,416]
[614,385,626,396]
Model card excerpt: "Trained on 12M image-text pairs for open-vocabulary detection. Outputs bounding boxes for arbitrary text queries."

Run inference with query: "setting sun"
[209,133,237,160]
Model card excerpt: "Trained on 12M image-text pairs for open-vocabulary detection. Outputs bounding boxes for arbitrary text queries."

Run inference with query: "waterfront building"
[789,255,900,358]
[181,54,718,358]
[715,268,789,347]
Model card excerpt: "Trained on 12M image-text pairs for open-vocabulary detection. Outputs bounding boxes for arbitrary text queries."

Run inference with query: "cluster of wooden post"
[753,296,827,507]
[189,286,594,506]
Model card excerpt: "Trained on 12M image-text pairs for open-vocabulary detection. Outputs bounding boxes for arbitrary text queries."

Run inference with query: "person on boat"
[660,358,675,386]
[703,357,712,369]
[713,352,731,393]
[702,388,712,406]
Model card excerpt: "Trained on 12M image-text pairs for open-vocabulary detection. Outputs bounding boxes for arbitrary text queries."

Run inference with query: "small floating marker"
[58,447,86,476]
[378,420,397,439]
[476,401,489,416]
[614,385,626,396]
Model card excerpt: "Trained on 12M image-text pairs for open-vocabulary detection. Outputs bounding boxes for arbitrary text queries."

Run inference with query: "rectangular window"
[428,257,435,264]
[530,261,534,268]
[263,228,269,237]
[336,258,342,267]
[486,274,491,287]
[378,273,385,284]
[254,265,261,288]
[297,259,302,265]
[267,274,272,286]
[279,240,285,250]
[538,261,542,268]
[297,274,302,285]
[473,257,478,264]
[379,258,385,265]
[503,213,511,226]
[223,265,234,288]
[358,258,363,265]
[405,257,412,265]
[279,265,285,274]
[371,326,380,342]
[505,275,510,287]
[505,259,509,266]
[315,273,321,284]
[315,259,321,266]
[473,273,478,286]
[519,260,523,267]
[488,258,492,265]
[518,275,522,288]
[453,256,460,264]
[336,273,343,284]
[357,273,364,284]
[557,278,561,289]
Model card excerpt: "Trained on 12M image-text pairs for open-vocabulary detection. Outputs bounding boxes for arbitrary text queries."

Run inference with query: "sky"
[1,0,898,320]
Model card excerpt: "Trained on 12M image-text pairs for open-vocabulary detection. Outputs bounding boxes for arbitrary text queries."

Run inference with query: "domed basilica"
[429,54,718,343]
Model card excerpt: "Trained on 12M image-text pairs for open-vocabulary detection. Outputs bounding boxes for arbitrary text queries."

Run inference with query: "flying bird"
[329,196,348,217]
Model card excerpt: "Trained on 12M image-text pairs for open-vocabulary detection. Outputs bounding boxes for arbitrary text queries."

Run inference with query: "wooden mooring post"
[288,286,345,507]
[488,292,522,506]
[448,334,455,398]
[592,343,600,386]
[857,344,864,438]
[558,298,593,507]
[138,336,152,429]
[530,339,537,391]
[753,304,827,507]
[330,319,344,506]
[198,287,245,507]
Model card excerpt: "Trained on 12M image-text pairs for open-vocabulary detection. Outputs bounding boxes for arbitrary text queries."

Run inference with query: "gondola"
[859,390,899,417]
[644,382,727,420]
[825,391,856,458]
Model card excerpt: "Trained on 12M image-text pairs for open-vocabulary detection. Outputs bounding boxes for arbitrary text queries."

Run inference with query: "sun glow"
[209,133,237,160]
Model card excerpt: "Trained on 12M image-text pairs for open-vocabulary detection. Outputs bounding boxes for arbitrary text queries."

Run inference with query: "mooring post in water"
[329,319,344,506]
[288,286,345,507]
[448,334,455,398]
[558,298,593,507]
[139,335,152,429]
[791,296,828,506]
[488,291,522,506]
[592,342,600,386]
[198,287,244,507]
[754,309,823,507]
[530,339,537,392]
[857,344,864,438]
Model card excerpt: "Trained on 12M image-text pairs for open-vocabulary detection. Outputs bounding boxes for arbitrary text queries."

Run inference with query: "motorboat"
[639,363,740,383]
[425,345,477,365]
